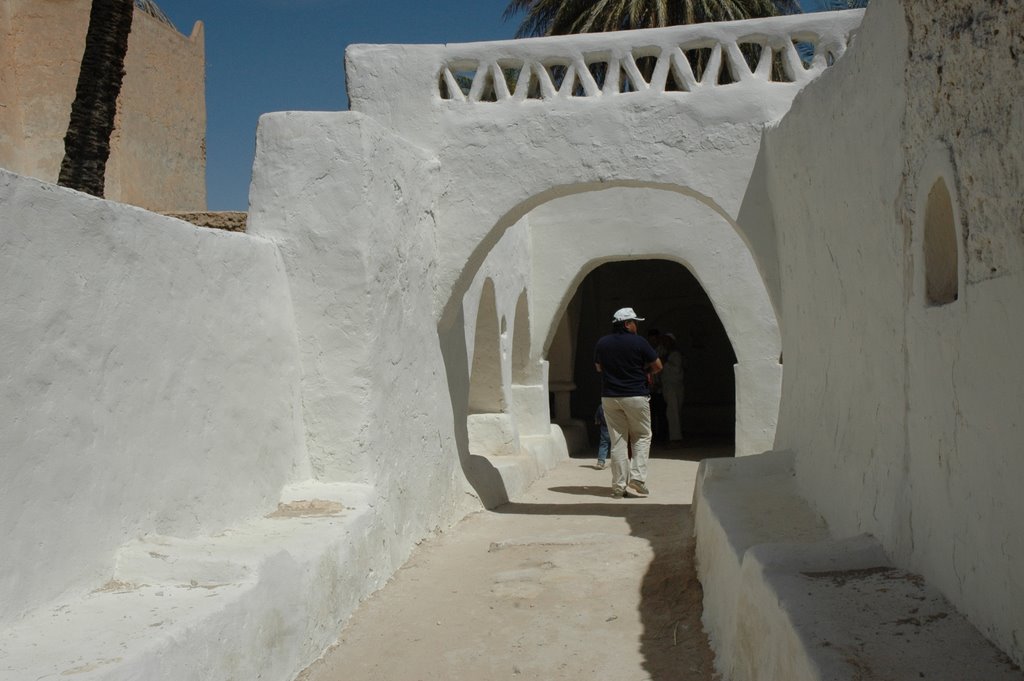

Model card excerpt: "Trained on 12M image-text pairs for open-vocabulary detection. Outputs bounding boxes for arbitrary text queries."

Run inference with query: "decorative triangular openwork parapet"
[435,10,864,103]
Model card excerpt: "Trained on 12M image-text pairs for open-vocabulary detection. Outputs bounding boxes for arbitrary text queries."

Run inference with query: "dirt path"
[297,446,724,681]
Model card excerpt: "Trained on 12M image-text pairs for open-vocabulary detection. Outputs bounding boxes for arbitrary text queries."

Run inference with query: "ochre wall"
[0,0,89,183]
[107,9,206,211]
[0,0,205,211]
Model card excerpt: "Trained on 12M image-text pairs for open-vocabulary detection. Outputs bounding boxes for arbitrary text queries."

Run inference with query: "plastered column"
[734,359,782,456]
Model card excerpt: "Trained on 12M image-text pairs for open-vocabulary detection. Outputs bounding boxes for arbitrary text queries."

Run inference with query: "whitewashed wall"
[766,0,1024,666]
[0,11,873,678]
[247,112,476,559]
[0,170,308,626]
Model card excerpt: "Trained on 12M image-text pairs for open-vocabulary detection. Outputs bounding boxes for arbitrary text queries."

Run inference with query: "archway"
[441,184,782,507]
[561,259,737,451]
[528,187,781,456]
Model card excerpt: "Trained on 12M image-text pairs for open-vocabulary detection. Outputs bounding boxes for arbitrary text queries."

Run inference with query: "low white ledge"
[693,452,1024,681]
[0,483,382,681]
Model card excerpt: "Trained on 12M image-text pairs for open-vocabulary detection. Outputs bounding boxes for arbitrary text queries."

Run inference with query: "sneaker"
[627,480,649,496]
[611,488,625,499]
[597,460,606,469]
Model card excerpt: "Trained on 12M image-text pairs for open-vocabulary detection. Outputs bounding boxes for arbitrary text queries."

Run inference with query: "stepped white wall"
[0,170,307,626]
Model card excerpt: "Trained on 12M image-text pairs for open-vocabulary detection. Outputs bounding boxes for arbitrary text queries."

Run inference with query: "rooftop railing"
[436,10,864,103]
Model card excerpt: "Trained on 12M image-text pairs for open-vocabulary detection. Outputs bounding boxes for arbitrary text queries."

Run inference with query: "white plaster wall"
[247,112,474,564]
[429,101,786,332]
[765,0,1024,665]
[0,169,308,625]
[528,187,781,455]
[899,0,1024,662]
[767,0,910,547]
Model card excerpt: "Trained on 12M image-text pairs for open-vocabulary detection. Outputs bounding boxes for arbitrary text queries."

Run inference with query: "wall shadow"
[492,496,717,679]
[437,307,510,508]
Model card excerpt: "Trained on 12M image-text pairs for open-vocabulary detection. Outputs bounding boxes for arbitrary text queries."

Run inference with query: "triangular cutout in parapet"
[545,63,568,92]
[478,69,498,102]
[771,49,794,82]
[569,69,588,97]
[665,62,688,92]
[718,57,736,85]
[587,60,609,91]
[794,39,815,69]
[526,68,543,99]
[685,47,713,83]
[439,70,453,99]
[634,55,657,86]
[452,66,476,96]
[739,43,763,76]
[618,64,640,93]
[499,63,522,97]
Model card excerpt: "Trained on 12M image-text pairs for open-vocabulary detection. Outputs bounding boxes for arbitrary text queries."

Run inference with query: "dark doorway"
[563,259,737,449]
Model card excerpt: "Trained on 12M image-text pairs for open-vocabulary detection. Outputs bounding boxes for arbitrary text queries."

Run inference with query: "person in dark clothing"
[594,307,663,498]
[594,403,610,469]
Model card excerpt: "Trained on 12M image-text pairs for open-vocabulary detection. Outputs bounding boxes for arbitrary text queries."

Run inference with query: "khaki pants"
[601,395,652,493]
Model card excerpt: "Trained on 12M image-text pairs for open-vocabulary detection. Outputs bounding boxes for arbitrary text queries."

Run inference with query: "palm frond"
[505,0,799,37]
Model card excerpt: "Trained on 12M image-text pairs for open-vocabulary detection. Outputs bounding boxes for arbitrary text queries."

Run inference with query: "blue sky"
[157,0,845,210]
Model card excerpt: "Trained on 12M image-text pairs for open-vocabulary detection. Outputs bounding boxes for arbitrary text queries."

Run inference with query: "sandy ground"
[297,444,726,681]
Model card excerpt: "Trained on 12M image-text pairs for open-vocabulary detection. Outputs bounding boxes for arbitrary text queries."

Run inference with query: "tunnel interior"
[555,259,737,448]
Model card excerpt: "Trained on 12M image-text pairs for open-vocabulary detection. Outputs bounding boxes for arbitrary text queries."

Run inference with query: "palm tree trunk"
[58,0,135,197]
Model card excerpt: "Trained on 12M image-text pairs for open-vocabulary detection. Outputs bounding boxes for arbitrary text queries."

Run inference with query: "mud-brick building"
[0,0,206,211]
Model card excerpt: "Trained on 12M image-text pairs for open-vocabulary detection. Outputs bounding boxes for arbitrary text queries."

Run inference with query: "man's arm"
[647,358,663,374]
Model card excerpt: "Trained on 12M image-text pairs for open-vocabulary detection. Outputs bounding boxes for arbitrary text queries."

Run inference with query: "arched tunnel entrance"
[549,259,737,453]
[450,185,781,505]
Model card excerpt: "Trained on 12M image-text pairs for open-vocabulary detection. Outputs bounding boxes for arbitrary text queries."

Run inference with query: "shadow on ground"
[492,445,729,681]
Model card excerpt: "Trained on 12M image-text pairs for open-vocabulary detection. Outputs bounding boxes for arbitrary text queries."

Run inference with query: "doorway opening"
[551,259,737,453]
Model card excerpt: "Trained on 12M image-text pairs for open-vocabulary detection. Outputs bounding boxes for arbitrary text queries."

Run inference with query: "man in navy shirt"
[594,307,663,498]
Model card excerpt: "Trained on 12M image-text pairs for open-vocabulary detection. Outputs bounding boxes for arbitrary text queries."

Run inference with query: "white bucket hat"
[612,307,645,323]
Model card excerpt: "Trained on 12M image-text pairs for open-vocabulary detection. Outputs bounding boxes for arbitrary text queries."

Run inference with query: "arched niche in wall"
[923,177,958,305]
[508,289,551,438]
[466,279,520,457]
[467,278,505,414]
[916,145,963,308]
[510,290,534,385]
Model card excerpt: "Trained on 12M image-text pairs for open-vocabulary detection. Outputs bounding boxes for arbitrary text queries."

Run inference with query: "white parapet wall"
[0,170,308,625]
[345,11,866,330]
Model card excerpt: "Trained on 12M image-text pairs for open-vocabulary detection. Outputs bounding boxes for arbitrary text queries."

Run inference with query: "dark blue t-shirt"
[594,331,659,397]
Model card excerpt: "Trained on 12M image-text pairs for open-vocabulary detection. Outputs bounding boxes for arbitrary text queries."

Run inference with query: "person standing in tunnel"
[660,332,686,443]
[594,307,663,498]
